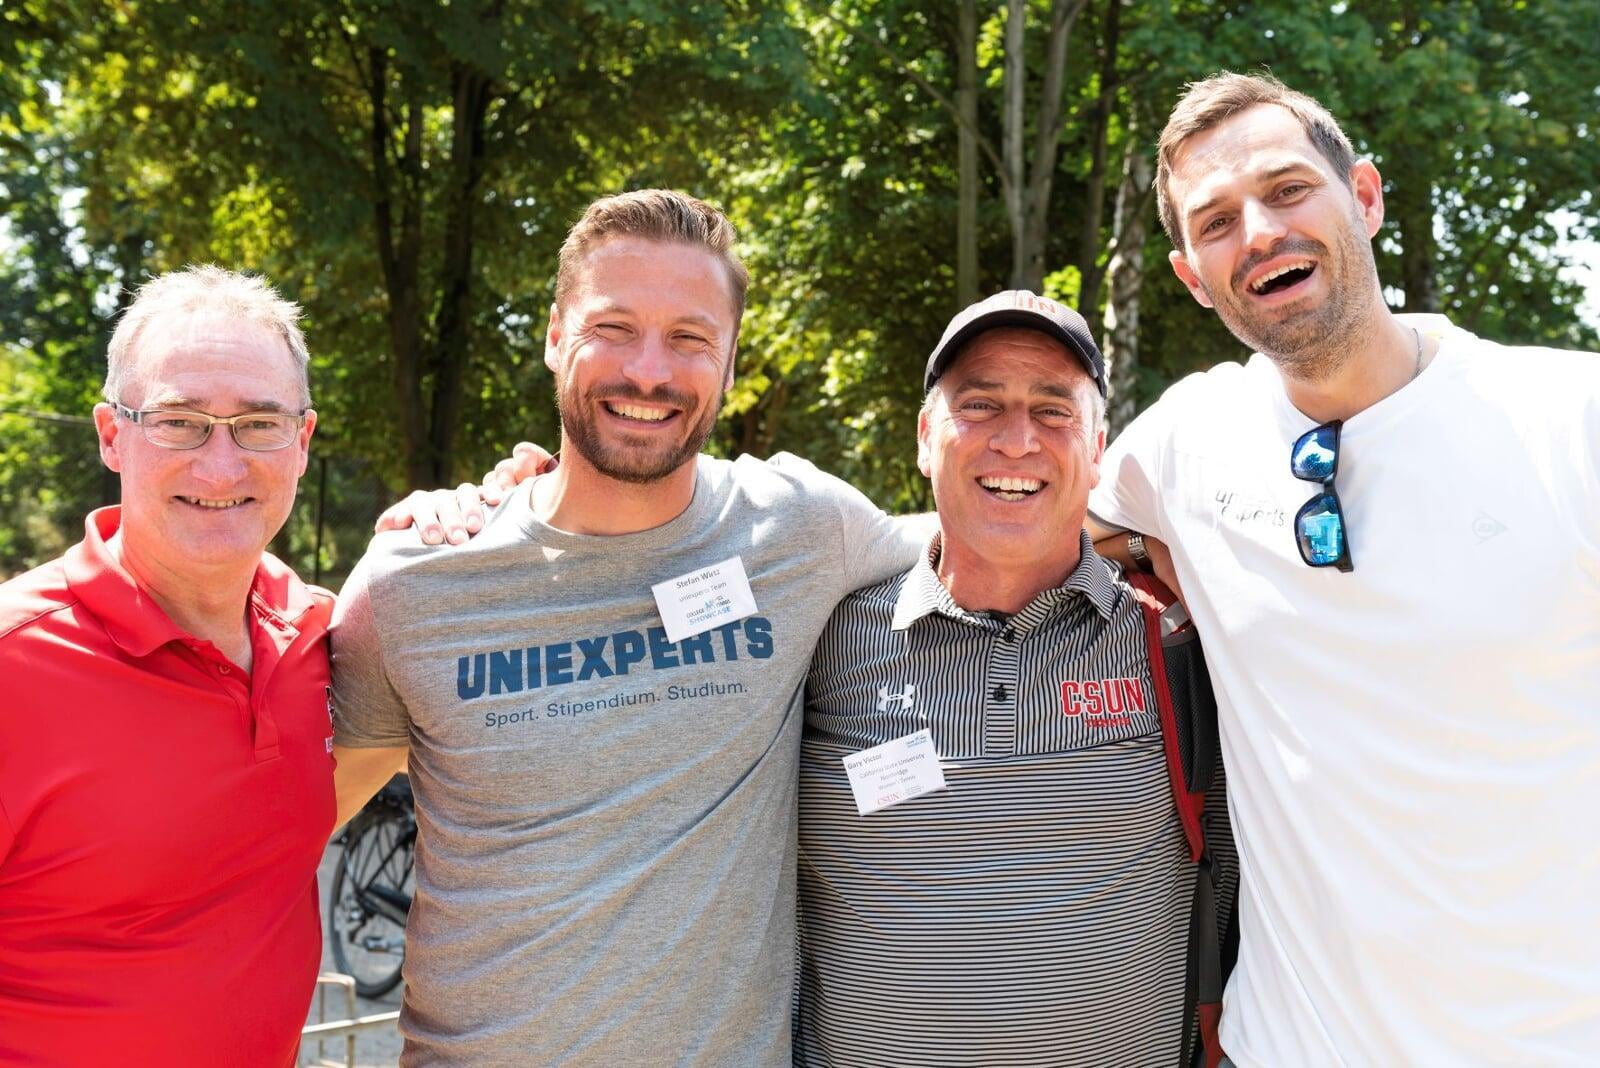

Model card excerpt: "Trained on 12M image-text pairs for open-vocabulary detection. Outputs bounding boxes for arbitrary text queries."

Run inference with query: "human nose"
[988,409,1039,458]
[1239,197,1287,254]
[620,333,673,392]
[187,424,252,482]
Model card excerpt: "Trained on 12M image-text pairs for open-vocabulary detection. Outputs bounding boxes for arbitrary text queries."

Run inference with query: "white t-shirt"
[1090,315,1600,1066]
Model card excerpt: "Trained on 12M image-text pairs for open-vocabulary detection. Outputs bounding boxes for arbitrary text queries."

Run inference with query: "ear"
[92,402,124,473]
[1349,159,1385,239]
[916,403,935,478]
[544,303,563,375]
[1087,423,1106,490]
[1168,250,1214,309]
[293,410,317,478]
[723,334,739,391]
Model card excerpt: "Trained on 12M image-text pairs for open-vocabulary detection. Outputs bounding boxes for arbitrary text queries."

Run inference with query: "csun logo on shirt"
[1059,676,1147,727]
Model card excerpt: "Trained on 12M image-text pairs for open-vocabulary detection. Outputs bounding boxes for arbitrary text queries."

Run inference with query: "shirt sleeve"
[0,644,18,864]
[762,452,929,593]
[828,478,930,593]
[329,554,412,748]
[1580,355,1600,543]
[1088,388,1179,540]
[844,505,934,597]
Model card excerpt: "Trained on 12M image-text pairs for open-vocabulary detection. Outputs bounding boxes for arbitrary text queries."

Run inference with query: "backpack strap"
[1126,572,1204,860]
[1126,571,1225,1068]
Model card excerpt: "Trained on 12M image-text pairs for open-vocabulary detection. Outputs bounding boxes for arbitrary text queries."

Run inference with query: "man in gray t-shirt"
[330,191,919,1065]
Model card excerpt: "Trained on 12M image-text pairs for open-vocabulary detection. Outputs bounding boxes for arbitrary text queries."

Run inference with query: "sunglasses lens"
[1295,492,1347,567]
[1291,423,1340,481]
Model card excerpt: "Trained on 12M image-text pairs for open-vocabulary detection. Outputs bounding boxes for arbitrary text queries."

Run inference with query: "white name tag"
[842,729,947,815]
[651,556,759,643]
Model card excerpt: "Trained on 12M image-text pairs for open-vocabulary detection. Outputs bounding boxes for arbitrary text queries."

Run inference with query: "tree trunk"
[1075,0,1121,316]
[422,65,495,488]
[1002,0,1028,287]
[1104,136,1150,434]
[1005,0,1088,292]
[1389,2,1437,314]
[955,0,979,308]
[364,50,431,489]
[1391,171,1439,312]
[737,377,789,457]
[391,95,428,490]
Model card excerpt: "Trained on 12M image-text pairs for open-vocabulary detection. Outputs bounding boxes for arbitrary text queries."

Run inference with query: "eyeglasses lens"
[232,416,300,451]
[1295,492,1347,566]
[1290,420,1352,572]
[143,413,211,449]
[1291,423,1339,481]
[142,412,299,451]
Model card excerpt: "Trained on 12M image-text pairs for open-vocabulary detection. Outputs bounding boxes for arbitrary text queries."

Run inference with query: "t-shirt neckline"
[511,456,713,548]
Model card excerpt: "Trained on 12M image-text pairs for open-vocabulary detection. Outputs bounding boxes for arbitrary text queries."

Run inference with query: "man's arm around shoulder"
[331,745,409,829]
[328,553,414,829]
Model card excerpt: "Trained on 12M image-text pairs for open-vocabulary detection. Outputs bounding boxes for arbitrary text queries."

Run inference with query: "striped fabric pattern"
[796,533,1215,1067]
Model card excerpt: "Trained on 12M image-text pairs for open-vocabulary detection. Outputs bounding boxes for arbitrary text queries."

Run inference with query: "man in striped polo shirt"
[795,291,1236,1067]
[386,289,1235,1063]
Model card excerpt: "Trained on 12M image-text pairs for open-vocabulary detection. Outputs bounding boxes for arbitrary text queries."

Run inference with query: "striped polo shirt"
[796,531,1233,1067]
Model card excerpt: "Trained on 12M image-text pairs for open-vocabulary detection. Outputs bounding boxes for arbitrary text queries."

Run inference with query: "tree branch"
[1026,0,1089,210]
[811,6,1007,191]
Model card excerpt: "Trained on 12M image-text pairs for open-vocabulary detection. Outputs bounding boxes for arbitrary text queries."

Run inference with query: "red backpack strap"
[1126,571,1204,861]
[1127,570,1225,1068]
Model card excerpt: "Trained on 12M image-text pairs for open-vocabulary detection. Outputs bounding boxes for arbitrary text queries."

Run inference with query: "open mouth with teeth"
[1248,261,1316,297]
[603,400,678,425]
[978,476,1044,502]
[176,496,252,510]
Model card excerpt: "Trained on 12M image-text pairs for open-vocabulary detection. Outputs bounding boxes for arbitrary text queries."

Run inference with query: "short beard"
[558,383,719,485]
[1205,217,1382,383]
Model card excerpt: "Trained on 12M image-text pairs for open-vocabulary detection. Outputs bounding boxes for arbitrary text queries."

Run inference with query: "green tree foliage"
[2,0,1597,576]
[0,3,127,568]
[1130,0,1600,388]
[36,0,805,488]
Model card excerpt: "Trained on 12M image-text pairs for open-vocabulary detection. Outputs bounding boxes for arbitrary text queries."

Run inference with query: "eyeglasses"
[1290,420,1353,572]
[114,402,306,452]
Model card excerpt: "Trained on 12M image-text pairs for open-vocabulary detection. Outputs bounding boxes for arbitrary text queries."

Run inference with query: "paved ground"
[301,841,405,1068]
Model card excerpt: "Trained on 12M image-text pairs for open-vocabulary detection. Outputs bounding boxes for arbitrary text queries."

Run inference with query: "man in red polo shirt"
[0,265,335,1066]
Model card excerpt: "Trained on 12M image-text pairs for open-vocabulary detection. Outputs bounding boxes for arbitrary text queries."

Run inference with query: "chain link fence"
[0,409,392,592]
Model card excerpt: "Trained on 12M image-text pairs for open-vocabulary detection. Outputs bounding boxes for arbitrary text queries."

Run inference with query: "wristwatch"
[1126,532,1151,570]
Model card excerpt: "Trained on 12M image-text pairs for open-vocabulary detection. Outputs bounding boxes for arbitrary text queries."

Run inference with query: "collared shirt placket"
[984,616,1021,757]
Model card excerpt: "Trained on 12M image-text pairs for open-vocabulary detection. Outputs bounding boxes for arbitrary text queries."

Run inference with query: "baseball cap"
[923,290,1107,397]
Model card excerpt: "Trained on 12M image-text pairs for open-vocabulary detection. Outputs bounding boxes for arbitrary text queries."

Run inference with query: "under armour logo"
[1472,511,1508,543]
[877,683,916,714]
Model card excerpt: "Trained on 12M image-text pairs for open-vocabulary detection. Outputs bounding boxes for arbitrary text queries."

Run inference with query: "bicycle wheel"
[328,805,415,998]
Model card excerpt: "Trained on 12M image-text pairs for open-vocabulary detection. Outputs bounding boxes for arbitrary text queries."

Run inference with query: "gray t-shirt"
[331,453,922,1066]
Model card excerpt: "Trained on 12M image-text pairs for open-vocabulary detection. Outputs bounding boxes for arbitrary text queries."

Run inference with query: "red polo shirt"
[0,508,336,1066]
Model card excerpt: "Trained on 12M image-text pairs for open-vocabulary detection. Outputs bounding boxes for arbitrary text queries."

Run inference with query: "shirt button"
[219,664,231,674]
[1001,627,1015,642]
[991,684,1008,702]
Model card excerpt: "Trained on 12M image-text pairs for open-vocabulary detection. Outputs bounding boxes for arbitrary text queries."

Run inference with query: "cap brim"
[925,309,1106,396]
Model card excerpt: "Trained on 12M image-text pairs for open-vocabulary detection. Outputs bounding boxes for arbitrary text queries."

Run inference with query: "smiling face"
[92,311,315,581]
[545,236,737,484]
[1165,103,1387,379]
[918,327,1104,584]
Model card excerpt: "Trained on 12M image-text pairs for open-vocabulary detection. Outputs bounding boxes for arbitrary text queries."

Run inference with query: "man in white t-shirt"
[1089,71,1600,1066]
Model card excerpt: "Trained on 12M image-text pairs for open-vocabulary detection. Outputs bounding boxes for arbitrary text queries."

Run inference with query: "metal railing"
[301,973,401,1068]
